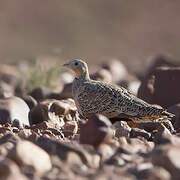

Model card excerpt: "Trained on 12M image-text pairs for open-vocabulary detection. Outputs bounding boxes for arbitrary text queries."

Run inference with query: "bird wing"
[76,80,138,116]
[76,80,174,121]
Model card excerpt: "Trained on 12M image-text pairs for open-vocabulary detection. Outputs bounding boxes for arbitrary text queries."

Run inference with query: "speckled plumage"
[64,59,174,122]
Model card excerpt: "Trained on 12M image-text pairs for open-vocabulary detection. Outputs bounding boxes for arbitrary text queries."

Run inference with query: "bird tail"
[161,110,175,119]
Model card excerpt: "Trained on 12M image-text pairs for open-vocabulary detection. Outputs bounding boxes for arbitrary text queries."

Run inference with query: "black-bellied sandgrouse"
[63,59,174,122]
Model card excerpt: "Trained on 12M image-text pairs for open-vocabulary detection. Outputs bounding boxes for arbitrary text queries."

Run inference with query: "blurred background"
[0,0,180,71]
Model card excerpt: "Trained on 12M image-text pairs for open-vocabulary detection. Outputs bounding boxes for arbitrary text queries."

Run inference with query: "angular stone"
[151,144,180,179]
[21,95,38,110]
[137,166,171,180]
[0,159,28,180]
[29,103,49,125]
[130,128,151,140]
[90,68,113,83]
[36,137,93,167]
[29,87,53,102]
[80,114,114,147]
[0,96,30,126]
[168,103,180,130]
[63,121,78,137]
[138,67,180,108]
[113,121,131,138]
[8,140,52,174]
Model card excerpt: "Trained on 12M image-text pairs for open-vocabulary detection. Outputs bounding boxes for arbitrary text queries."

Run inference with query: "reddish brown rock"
[97,144,115,162]
[0,127,12,134]
[63,121,78,137]
[138,67,180,108]
[29,87,54,102]
[21,95,37,110]
[31,121,61,131]
[8,140,52,174]
[59,83,73,99]
[29,99,76,125]
[153,124,180,145]
[0,159,28,180]
[80,114,114,147]
[151,144,180,180]
[146,55,179,75]
[29,103,49,125]
[36,137,90,167]
[168,103,180,130]
[49,100,72,116]
[137,166,171,180]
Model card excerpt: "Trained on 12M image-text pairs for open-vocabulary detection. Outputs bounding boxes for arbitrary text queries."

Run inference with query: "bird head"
[63,59,89,79]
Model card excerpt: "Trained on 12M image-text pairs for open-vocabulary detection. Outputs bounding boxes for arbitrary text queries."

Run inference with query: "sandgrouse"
[63,59,174,122]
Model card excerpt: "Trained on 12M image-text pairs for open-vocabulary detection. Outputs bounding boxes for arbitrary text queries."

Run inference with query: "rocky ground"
[0,55,180,180]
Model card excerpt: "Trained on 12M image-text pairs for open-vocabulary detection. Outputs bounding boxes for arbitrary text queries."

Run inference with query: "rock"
[18,129,32,139]
[80,114,114,147]
[0,127,12,134]
[36,137,92,167]
[0,63,24,96]
[59,83,73,99]
[97,144,115,162]
[130,128,151,140]
[137,120,175,134]
[137,166,171,180]
[21,95,38,110]
[113,121,131,138]
[29,102,48,125]
[59,71,74,84]
[63,121,78,137]
[151,144,180,179]
[146,55,179,75]
[0,96,30,126]
[12,119,21,129]
[105,145,144,167]
[0,159,28,180]
[29,99,75,125]
[49,99,74,116]
[126,138,154,154]
[168,103,180,130]
[127,80,141,96]
[153,124,180,145]
[105,154,126,167]
[29,87,54,102]
[153,123,172,144]
[12,127,19,133]
[0,81,14,98]
[31,120,61,131]
[8,140,52,174]
[0,133,20,145]
[90,68,113,83]
[101,59,128,84]
[138,67,180,108]
[93,165,136,180]
[0,142,14,158]
[48,128,64,139]
[43,156,76,180]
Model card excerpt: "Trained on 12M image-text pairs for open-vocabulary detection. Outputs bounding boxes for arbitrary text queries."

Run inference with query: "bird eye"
[74,62,78,66]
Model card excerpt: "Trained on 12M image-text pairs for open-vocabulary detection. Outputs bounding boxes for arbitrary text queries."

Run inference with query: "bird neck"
[76,69,90,80]
[82,71,90,80]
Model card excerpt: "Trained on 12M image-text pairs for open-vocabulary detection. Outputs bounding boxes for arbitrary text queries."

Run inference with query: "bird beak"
[63,62,70,67]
